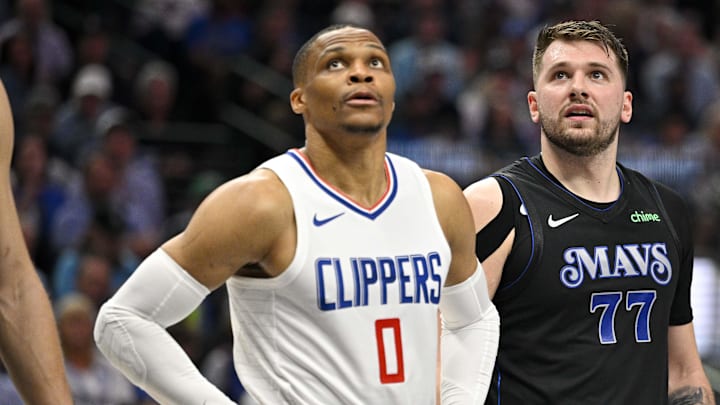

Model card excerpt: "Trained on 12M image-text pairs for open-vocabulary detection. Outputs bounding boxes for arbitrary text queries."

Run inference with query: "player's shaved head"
[292,24,369,87]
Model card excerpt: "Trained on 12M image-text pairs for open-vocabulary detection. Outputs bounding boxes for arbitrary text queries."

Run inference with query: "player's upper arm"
[463,177,504,233]
[464,177,511,297]
[162,168,294,290]
[424,170,477,287]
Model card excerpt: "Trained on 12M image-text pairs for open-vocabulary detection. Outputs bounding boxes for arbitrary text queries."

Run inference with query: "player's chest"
[531,194,679,292]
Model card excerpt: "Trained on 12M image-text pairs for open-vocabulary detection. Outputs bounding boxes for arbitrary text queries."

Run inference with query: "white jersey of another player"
[227,149,451,404]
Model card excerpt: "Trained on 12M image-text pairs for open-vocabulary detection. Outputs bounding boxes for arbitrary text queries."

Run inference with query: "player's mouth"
[344,90,379,106]
[564,104,594,120]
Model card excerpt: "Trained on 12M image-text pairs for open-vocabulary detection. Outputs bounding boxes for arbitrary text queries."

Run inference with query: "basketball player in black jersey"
[464,20,715,404]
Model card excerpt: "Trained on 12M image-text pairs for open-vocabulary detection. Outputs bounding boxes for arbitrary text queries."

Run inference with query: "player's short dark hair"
[291,24,363,87]
[532,20,629,85]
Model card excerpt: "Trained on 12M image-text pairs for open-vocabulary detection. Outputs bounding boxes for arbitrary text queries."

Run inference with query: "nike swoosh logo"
[313,212,345,227]
[547,213,579,228]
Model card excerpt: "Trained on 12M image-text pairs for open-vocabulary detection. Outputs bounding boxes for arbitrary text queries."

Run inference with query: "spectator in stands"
[11,133,68,274]
[130,0,208,65]
[0,0,74,85]
[391,64,461,141]
[639,9,720,128]
[0,29,35,129]
[94,107,165,257]
[56,293,138,405]
[50,150,122,250]
[20,84,60,145]
[689,101,720,261]
[134,59,179,135]
[68,252,113,309]
[181,0,253,121]
[388,8,464,101]
[51,64,115,166]
[52,211,139,308]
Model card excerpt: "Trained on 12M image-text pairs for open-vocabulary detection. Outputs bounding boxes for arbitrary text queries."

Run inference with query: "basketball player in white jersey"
[0,79,73,403]
[94,24,499,404]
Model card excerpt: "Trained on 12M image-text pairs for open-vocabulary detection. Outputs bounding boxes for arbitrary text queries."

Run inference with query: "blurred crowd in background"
[0,0,718,403]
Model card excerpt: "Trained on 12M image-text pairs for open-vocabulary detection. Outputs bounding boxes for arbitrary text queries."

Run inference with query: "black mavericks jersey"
[483,155,693,405]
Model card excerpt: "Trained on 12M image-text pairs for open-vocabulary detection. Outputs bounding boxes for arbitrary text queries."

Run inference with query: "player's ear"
[290,88,305,115]
[527,91,539,123]
[621,90,633,124]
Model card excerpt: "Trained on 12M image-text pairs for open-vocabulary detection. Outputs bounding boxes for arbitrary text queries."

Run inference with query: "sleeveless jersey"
[484,155,693,405]
[226,149,451,404]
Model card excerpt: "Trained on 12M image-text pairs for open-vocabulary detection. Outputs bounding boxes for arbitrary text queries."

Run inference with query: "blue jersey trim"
[496,174,535,292]
[287,149,398,220]
[524,156,624,212]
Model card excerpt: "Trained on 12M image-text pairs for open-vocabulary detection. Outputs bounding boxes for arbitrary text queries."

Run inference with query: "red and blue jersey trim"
[287,148,398,220]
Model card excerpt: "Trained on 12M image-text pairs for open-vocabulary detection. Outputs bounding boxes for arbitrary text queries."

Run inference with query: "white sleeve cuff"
[440,261,500,404]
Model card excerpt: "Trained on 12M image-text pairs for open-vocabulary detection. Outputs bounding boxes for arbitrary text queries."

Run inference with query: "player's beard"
[540,112,619,157]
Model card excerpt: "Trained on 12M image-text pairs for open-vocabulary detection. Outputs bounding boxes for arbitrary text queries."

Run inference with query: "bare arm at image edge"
[0,80,73,404]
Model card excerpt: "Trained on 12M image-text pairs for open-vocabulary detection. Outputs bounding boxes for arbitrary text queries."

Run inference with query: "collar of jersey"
[526,155,624,213]
[288,148,398,220]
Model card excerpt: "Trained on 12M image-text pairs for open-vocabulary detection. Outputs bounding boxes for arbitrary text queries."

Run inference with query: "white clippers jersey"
[226,149,451,404]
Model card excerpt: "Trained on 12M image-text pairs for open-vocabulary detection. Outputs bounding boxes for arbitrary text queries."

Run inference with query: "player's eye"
[328,59,345,70]
[591,71,606,80]
[554,71,569,80]
[369,58,384,68]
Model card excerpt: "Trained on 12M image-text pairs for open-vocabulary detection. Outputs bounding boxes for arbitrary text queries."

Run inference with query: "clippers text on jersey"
[315,252,443,311]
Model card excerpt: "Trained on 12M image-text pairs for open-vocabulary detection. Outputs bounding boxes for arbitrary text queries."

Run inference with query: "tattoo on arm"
[669,387,709,405]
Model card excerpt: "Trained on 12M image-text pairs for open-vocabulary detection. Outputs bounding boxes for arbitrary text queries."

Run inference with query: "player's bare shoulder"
[164,167,295,285]
[422,169,475,242]
[463,176,504,232]
[422,170,478,286]
[193,168,294,241]
[422,169,467,212]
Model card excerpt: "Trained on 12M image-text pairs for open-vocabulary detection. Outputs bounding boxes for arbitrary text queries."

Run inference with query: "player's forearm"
[94,249,235,404]
[439,264,500,404]
[668,337,716,405]
[669,384,715,404]
[0,267,72,404]
[95,303,234,404]
[0,182,72,403]
[441,306,500,404]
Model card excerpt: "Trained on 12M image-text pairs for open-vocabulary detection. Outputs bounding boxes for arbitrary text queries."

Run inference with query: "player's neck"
[540,148,621,203]
[299,141,389,207]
